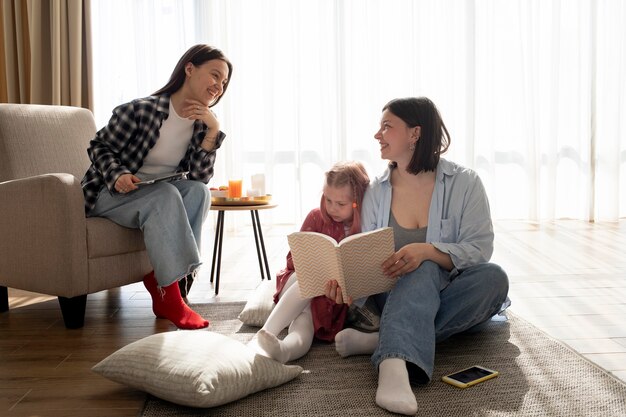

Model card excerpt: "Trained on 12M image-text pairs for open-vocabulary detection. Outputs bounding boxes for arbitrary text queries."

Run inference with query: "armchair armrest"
[0,173,89,297]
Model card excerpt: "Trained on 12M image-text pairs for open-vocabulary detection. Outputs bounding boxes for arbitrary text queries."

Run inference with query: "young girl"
[249,161,370,363]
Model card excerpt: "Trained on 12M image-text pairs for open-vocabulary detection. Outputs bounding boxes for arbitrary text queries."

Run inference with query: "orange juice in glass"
[228,179,243,198]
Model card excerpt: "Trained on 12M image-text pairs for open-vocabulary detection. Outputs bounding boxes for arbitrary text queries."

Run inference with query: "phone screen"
[447,366,495,383]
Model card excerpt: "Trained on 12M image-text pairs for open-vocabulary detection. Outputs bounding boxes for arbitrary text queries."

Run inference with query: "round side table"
[209,203,278,295]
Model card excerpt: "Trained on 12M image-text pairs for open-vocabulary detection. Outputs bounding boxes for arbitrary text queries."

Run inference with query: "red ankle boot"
[143,271,209,329]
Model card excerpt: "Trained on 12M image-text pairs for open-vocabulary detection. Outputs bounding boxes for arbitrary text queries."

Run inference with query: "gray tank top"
[389,211,428,250]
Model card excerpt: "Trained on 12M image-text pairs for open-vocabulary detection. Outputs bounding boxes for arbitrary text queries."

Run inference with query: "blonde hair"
[320,161,370,236]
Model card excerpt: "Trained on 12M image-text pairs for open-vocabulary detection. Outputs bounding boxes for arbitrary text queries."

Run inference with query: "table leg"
[250,211,265,280]
[251,210,272,281]
[210,210,225,294]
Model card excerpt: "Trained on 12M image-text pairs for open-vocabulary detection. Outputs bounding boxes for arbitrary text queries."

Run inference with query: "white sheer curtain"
[90,0,625,223]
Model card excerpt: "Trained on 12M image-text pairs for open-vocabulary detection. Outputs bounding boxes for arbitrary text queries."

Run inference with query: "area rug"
[140,302,626,417]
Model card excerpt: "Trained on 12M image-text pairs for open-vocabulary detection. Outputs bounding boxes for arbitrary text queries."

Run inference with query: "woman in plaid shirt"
[81,44,232,329]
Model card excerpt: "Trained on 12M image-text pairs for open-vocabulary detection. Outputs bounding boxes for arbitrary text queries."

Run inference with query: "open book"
[287,227,395,300]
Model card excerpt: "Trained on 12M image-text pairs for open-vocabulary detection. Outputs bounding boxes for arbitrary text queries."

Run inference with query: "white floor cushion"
[92,330,302,408]
[238,279,276,327]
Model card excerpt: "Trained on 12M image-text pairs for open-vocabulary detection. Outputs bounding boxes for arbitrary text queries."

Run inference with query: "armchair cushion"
[87,217,146,258]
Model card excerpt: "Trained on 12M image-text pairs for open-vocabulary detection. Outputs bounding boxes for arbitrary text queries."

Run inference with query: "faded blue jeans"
[89,180,211,287]
[371,260,509,384]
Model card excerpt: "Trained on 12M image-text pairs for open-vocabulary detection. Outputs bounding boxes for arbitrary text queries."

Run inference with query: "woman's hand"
[183,99,220,151]
[324,280,353,306]
[184,99,220,132]
[114,173,141,194]
[382,243,454,277]
[382,243,425,278]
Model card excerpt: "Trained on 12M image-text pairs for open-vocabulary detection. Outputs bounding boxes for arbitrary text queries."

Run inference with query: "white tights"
[250,279,314,364]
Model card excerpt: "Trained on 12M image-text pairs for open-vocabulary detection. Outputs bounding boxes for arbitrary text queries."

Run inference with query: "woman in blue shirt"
[326,97,509,415]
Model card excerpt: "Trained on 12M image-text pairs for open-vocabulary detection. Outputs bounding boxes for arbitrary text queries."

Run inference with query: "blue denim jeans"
[371,260,509,384]
[89,180,211,287]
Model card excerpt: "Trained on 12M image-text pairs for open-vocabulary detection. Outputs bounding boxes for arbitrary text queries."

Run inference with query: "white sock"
[375,358,418,415]
[334,328,379,357]
[256,329,288,363]
[257,307,313,363]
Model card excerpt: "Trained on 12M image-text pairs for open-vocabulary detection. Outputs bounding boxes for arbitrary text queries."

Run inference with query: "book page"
[288,232,342,298]
[338,227,395,300]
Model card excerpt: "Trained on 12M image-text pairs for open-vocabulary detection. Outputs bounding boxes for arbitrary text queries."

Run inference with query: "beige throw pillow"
[92,330,302,408]
[238,279,276,327]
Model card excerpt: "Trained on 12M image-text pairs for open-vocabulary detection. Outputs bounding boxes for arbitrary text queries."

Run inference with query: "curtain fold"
[0,1,8,101]
[0,0,92,109]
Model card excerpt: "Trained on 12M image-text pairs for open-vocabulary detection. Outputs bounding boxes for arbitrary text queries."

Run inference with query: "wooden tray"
[211,195,272,206]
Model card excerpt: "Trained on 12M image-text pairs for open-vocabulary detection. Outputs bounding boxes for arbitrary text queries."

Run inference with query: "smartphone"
[441,365,498,389]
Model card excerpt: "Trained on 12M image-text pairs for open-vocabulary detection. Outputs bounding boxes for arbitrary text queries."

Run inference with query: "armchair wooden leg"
[0,286,8,312]
[57,295,87,329]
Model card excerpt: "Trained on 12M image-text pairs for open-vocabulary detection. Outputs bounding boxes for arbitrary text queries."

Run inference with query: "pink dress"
[273,208,349,342]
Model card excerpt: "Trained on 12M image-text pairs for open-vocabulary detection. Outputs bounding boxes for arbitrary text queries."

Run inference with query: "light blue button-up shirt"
[361,158,494,271]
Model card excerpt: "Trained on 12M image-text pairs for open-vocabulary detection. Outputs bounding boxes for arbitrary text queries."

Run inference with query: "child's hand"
[324,280,352,305]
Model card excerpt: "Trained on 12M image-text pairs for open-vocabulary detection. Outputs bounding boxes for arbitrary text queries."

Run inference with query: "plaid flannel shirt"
[81,94,226,213]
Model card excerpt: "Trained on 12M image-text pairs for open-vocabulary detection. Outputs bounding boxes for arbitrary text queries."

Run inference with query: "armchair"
[0,104,151,328]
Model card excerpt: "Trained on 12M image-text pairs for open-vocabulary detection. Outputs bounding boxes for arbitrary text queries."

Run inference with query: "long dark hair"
[153,44,233,107]
[383,97,451,174]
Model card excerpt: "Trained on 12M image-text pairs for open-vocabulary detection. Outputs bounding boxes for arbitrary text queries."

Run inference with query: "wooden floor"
[1,219,625,416]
